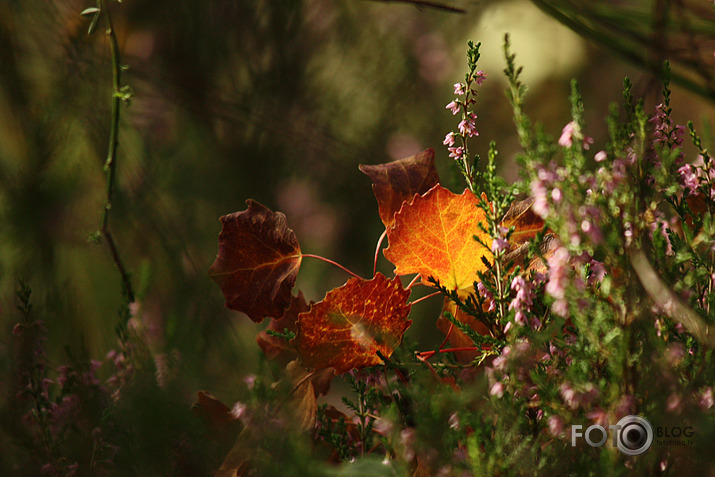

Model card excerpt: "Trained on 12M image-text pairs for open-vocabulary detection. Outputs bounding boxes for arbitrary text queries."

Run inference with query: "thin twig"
[630,248,715,347]
[97,0,134,302]
[366,0,466,14]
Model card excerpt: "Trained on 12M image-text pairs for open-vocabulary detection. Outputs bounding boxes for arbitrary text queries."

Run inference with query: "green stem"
[97,0,134,302]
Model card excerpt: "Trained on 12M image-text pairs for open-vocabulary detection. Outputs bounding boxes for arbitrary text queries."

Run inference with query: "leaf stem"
[409,291,441,305]
[373,229,387,277]
[406,274,421,289]
[416,346,482,360]
[96,0,134,302]
[301,254,363,280]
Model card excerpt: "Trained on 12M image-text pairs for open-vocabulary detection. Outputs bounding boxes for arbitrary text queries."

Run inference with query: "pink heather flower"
[551,188,562,203]
[552,298,569,317]
[594,150,607,162]
[546,247,570,300]
[443,132,456,147]
[509,276,535,328]
[400,428,416,462]
[490,381,505,398]
[699,387,713,410]
[446,100,460,115]
[587,409,609,428]
[458,113,478,137]
[448,146,464,159]
[531,180,550,218]
[650,104,669,143]
[658,220,674,255]
[474,71,487,86]
[580,219,603,245]
[547,415,564,437]
[615,395,636,419]
[448,412,460,429]
[587,259,606,285]
[651,103,686,148]
[560,383,578,409]
[477,282,496,312]
[231,401,248,421]
[491,237,509,254]
[678,164,699,192]
[558,121,576,147]
[667,343,685,364]
[373,417,393,435]
[582,136,594,150]
[666,393,682,413]
[453,82,466,95]
[492,356,507,371]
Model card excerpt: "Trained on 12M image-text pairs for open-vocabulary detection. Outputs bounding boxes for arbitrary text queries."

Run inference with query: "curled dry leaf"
[285,360,319,432]
[192,391,240,439]
[502,197,545,246]
[296,273,412,374]
[359,148,440,227]
[209,200,302,322]
[384,185,492,290]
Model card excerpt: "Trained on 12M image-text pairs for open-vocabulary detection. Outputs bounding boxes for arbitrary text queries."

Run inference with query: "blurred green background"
[1,0,714,404]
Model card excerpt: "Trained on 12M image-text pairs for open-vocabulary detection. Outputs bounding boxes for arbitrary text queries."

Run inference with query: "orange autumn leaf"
[384,185,492,290]
[359,148,440,227]
[296,273,412,374]
[209,200,302,322]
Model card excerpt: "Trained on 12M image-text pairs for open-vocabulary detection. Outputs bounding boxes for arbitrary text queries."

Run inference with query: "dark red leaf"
[209,200,302,322]
[359,148,440,227]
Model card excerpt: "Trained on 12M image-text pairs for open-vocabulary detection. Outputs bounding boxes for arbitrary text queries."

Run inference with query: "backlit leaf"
[384,185,492,290]
[209,200,302,322]
[359,148,440,227]
[296,273,411,374]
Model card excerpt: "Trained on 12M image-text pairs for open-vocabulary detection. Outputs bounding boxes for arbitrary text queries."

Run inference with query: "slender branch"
[302,254,363,279]
[630,248,715,347]
[96,0,134,302]
[365,0,466,14]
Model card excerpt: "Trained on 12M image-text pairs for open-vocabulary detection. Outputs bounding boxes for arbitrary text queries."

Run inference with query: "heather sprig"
[444,40,487,193]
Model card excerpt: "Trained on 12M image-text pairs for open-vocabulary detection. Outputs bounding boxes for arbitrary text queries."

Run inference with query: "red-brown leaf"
[502,197,545,246]
[359,148,440,227]
[209,200,302,322]
[296,273,412,374]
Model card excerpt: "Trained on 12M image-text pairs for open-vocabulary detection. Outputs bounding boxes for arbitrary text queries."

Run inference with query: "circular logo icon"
[616,415,653,456]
